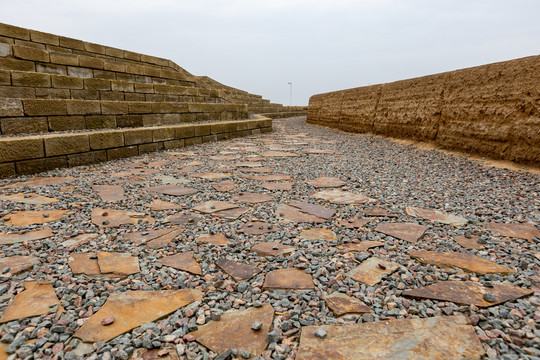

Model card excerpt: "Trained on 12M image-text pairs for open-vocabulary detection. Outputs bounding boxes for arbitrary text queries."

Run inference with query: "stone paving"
[0,116,539,359]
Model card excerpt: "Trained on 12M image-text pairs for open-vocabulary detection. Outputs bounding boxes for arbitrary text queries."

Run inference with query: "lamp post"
[288,82,292,106]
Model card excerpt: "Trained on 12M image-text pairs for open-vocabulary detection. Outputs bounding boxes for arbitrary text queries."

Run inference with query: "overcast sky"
[2,0,539,105]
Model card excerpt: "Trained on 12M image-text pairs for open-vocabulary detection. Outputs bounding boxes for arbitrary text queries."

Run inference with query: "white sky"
[1,0,539,105]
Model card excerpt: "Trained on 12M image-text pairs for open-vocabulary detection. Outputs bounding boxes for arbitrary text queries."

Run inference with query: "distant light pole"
[288,82,292,106]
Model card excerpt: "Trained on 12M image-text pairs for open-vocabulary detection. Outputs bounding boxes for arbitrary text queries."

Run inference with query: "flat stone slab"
[168,213,201,225]
[302,149,337,154]
[130,348,180,360]
[2,210,69,226]
[453,235,485,250]
[260,151,299,157]
[0,193,59,205]
[92,185,126,202]
[276,204,326,224]
[263,268,315,290]
[241,167,273,174]
[146,199,183,211]
[212,180,237,192]
[98,252,140,276]
[364,206,398,217]
[338,218,371,229]
[125,228,183,248]
[409,250,516,275]
[375,222,427,243]
[0,229,53,245]
[289,201,336,220]
[91,208,154,228]
[190,303,274,357]
[311,189,375,205]
[232,192,273,204]
[216,258,262,281]
[241,221,275,235]
[403,281,533,307]
[154,175,190,185]
[260,182,293,191]
[159,251,201,275]
[405,206,468,226]
[308,177,346,188]
[300,228,337,241]
[0,282,64,323]
[212,207,248,220]
[74,289,203,343]
[485,222,540,242]
[296,316,484,360]
[337,241,385,253]
[0,255,40,275]
[347,257,399,285]
[192,201,239,214]
[209,155,241,161]
[235,161,263,168]
[69,253,102,276]
[245,174,292,181]
[323,292,371,316]
[145,185,199,196]
[251,242,296,257]
[61,233,98,250]
[111,169,159,177]
[1,176,75,189]
[196,233,230,246]
[190,172,232,180]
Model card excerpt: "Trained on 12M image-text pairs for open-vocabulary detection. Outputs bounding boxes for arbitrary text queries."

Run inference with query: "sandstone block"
[16,156,67,175]
[13,45,49,62]
[93,70,115,80]
[86,115,116,129]
[0,163,15,177]
[0,137,44,162]
[0,58,35,71]
[138,142,162,154]
[30,30,59,45]
[0,23,30,40]
[185,137,202,146]
[123,51,140,61]
[35,88,69,99]
[104,60,125,72]
[101,101,128,115]
[23,99,67,116]
[51,74,83,89]
[194,124,211,136]
[107,146,138,161]
[124,93,145,101]
[134,83,154,94]
[163,139,184,149]
[104,47,124,58]
[111,80,134,93]
[153,127,176,141]
[0,98,24,117]
[84,78,110,91]
[59,36,85,50]
[84,42,106,54]
[89,131,124,149]
[161,113,182,125]
[128,102,152,114]
[66,100,101,115]
[48,116,86,131]
[50,52,78,66]
[0,117,47,135]
[123,128,153,145]
[44,133,90,156]
[68,150,107,167]
[79,56,104,69]
[1,85,35,99]
[101,91,124,101]
[36,63,66,75]
[175,126,195,139]
[0,43,11,57]
[211,123,227,134]
[116,115,143,128]
[142,114,162,127]
[68,66,93,78]
[71,89,99,100]
[126,64,144,75]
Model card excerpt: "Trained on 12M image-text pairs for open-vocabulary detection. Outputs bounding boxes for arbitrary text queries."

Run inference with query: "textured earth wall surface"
[307,55,540,164]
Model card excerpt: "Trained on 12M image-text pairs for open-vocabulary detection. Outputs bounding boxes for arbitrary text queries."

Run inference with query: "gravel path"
[0,116,538,360]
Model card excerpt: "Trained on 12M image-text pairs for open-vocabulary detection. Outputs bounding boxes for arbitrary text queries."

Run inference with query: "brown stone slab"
[308,177,346,188]
[69,253,102,276]
[191,303,274,357]
[172,166,199,175]
[0,282,64,323]
[485,222,540,242]
[0,193,59,205]
[91,208,154,228]
[125,228,180,245]
[190,172,232,180]
[159,251,201,275]
[61,233,98,250]
[0,229,53,245]
[375,222,427,243]
[196,233,230,246]
[98,252,140,276]
[338,218,371,229]
[302,149,336,154]
[111,169,159,177]
[153,174,190,185]
[145,185,198,196]
[145,228,183,248]
[311,189,375,205]
[289,201,336,220]
[209,155,241,161]
[347,257,399,286]
[263,268,315,290]
[185,160,202,166]
[232,192,273,204]
[192,201,239,214]
[168,213,201,225]
[212,207,248,220]
[251,242,296,257]
[146,199,183,211]
[241,221,275,235]
[216,259,262,281]
[74,289,203,343]
[403,281,533,307]
[260,151,299,157]
[2,210,69,226]
[1,176,75,189]
[364,206,398,217]
[405,206,468,226]
[276,204,326,224]
[92,185,126,202]
[235,161,263,168]
[296,316,484,360]
[130,348,179,360]
[241,167,273,174]
[453,235,485,250]
[409,250,516,275]
[300,228,337,241]
[245,174,292,181]
[323,292,371,316]
[212,180,237,192]
[261,182,293,191]
[146,160,171,168]
[0,256,40,275]
[245,155,264,161]
[337,241,385,253]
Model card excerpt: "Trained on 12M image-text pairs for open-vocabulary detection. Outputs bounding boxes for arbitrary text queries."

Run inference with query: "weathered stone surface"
[245,174,292,181]
[0,193,59,205]
[125,228,183,248]
[409,250,516,275]
[263,268,315,290]
[192,200,238,214]
[130,348,180,360]
[216,258,262,281]
[0,229,53,245]
[190,303,274,357]
[323,292,370,316]
[98,252,140,276]
[61,233,98,250]
[145,185,198,196]
[302,149,337,154]
[235,161,263,168]
[276,204,326,224]
[296,316,484,360]
[241,221,274,235]
[403,281,533,307]
[364,206,398,217]
[289,201,336,219]
[74,289,203,342]
[405,206,468,226]
[111,169,159,177]
[231,192,273,204]
[190,172,232,180]
[159,251,201,275]
[260,181,293,191]
[92,185,126,202]
[485,222,540,242]
[453,235,485,250]
[260,151,299,157]
[168,213,201,225]
[91,208,154,227]
[308,177,346,188]
[0,282,63,323]
[2,210,68,226]
[311,189,375,205]
[212,180,236,192]
[211,207,248,219]
[375,222,427,243]
[69,253,101,276]
[196,233,229,246]
[347,257,399,285]
[300,228,337,241]
[146,199,183,211]
[337,241,385,253]
[251,242,296,257]
[338,218,370,229]
[0,255,40,275]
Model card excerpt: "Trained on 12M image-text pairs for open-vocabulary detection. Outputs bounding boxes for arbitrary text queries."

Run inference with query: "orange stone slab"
[347,257,399,285]
[168,213,201,225]
[69,253,101,276]
[212,207,249,220]
[125,228,183,248]
[251,242,296,257]
[210,155,241,161]
[337,241,385,253]
[276,204,326,224]
[192,201,239,214]
[296,316,484,360]
[300,228,337,241]
[241,167,273,174]
[212,180,237,192]
[190,303,274,357]
[403,281,533,307]
[111,169,159,177]
[408,250,516,275]
[0,229,53,245]
[196,233,230,246]
[260,182,293,191]
[2,210,69,226]
[146,199,183,211]
[405,207,468,226]
[453,235,485,250]
[246,174,292,181]
[263,268,315,290]
[308,177,346,188]
[91,208,154,228]
[0,256,40,275]
[375,223,427,243]
[260,151,299,157]
[92,185,126,202]
[241,221,275,235]
[323,292,371,316]
[130,348,179,360]
[290,201,336,220]
[302,149,336,154]
[61,233,98,250]
[338,218,371,229]
[190,172,232,180]
[97,252,140,276]
[0,282,64,323]
[232,192,273,204]
[216,259,262,281]
[74,289,203,342]
[159,251,201,275]
[1,177,75,189]
[485,223,540,242]
[235,161,263,168]
[364,206,398,217]
[145,185,198,196]
[311,189,375,205]
[0,193,59,205]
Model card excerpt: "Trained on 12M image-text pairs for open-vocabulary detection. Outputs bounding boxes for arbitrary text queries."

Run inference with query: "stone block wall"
[307,55,540,164]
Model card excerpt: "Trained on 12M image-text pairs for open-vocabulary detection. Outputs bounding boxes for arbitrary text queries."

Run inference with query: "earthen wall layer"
[307,55,540,164]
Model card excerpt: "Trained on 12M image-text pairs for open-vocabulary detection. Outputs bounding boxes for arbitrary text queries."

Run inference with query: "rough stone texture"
[308,55,540,164]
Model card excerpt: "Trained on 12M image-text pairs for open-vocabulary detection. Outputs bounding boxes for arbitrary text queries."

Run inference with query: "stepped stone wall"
[307,55,540,164]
